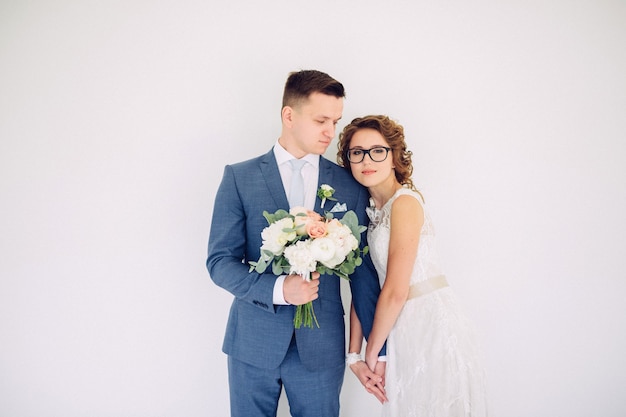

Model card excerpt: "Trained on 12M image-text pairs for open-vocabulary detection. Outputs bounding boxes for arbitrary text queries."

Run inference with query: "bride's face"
[347,128,395,189]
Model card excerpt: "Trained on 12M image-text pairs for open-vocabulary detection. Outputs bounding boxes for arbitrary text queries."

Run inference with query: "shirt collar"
[273,141,320,168]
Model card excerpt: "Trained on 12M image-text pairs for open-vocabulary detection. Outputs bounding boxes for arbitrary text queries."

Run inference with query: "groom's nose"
[323,121,336,138]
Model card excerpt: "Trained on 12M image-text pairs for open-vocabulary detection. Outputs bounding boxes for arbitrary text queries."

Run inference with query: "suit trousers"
[227,334,345,417]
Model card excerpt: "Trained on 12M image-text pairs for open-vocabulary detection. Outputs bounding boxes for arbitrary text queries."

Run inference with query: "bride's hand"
[349,361,388,403]
[374,360,387,392]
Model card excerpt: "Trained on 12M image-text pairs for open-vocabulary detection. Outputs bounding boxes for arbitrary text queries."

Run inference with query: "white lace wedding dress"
[367,188,488,417]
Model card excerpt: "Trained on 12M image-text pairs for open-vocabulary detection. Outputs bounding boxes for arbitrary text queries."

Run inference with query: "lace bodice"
[366,188,444,288]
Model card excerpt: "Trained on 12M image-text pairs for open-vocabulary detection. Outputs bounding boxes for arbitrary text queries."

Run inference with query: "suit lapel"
[260,149,290,209]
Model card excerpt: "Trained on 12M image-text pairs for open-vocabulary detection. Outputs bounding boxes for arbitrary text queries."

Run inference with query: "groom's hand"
[283,272,320,306]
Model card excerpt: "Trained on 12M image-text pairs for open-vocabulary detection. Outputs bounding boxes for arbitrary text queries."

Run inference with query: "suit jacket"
[207,149,381,371]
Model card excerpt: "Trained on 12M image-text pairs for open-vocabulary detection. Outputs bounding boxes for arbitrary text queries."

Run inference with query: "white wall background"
[1,0,625,416]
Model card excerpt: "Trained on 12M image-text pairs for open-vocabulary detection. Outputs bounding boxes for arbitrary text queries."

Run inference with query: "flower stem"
[294,302,319,329]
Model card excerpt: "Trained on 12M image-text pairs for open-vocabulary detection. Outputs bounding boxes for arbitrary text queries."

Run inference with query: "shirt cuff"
[378,355,387,362]
[273,275,290,305]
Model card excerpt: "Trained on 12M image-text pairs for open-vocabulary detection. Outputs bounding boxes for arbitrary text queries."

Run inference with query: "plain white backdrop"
[1,0,625,416]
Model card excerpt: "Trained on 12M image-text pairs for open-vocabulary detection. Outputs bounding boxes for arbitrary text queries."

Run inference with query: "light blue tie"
[288,159,306,207]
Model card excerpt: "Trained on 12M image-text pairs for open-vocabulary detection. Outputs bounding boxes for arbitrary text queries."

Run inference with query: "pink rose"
[306,220,328,238]
[291,208,323,236]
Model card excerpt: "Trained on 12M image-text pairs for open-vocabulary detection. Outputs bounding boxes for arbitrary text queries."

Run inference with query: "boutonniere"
[317,184,337,208]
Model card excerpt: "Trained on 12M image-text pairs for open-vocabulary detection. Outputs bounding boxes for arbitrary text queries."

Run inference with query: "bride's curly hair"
[337,115,419,194]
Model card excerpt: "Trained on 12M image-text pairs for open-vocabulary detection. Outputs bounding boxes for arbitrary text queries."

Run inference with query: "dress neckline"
[369,187,409,210]
[367,187,411,226]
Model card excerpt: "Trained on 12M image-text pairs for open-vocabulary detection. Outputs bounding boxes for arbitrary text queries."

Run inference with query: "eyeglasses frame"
[346,146,392,164]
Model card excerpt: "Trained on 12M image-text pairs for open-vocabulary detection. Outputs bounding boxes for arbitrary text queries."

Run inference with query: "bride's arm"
[365,195,423,369]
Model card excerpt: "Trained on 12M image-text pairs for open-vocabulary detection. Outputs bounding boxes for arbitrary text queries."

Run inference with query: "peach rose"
[306,220,328,238]
[291,208,323,236]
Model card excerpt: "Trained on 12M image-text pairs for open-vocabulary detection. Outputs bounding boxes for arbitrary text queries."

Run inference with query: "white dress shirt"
[271,142,320,305]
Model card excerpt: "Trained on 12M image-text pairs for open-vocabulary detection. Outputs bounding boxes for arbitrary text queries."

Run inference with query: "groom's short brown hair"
[282,70,345,109]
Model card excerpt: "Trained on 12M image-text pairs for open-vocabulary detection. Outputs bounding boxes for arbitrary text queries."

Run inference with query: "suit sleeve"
[206,165,277,312]
[348,185,387,355]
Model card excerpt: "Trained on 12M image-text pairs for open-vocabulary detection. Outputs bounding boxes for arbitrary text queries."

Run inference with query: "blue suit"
[207,149,380,416]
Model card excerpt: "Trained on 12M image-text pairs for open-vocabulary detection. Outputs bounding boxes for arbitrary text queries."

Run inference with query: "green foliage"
[262,209,290,225]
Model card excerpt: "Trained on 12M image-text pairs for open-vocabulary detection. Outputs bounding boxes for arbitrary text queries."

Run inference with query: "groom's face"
[287,92,343,157]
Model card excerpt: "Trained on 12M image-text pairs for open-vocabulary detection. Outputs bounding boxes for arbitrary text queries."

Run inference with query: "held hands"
[283,272,320,306]
[349,357,387,404]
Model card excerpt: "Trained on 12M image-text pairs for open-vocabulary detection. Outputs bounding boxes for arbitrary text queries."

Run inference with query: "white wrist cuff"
[346,352,363,365]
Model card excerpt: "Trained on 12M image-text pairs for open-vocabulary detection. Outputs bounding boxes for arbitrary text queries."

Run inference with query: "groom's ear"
[282,106,294,127]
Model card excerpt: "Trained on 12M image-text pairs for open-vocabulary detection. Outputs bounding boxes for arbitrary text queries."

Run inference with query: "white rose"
[289,206,308,217]
[326,219,350,239]
[326,223,358,258]
[338,233,359,254]
[284,240,316,277]
[260,218,296,256]
[309,237,337,265]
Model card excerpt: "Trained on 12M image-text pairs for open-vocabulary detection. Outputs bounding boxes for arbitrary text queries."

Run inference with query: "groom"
[206,70,382,417]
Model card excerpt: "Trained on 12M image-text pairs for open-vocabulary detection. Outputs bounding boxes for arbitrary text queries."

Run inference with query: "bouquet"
[249,206,369,328]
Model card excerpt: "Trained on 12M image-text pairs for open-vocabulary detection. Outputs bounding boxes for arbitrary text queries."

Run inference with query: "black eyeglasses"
[346,146,391,163]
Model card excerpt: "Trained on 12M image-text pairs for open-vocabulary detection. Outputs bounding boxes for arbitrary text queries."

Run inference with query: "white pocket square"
[329,202,347,213]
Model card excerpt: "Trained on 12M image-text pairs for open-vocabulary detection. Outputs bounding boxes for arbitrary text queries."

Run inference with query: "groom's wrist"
[272,275,290,305]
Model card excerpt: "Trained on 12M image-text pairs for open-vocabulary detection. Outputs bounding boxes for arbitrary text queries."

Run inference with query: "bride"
[337,115,488,417]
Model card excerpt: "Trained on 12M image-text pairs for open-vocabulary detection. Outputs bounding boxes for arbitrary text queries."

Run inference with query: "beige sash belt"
[407,275,449,300]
